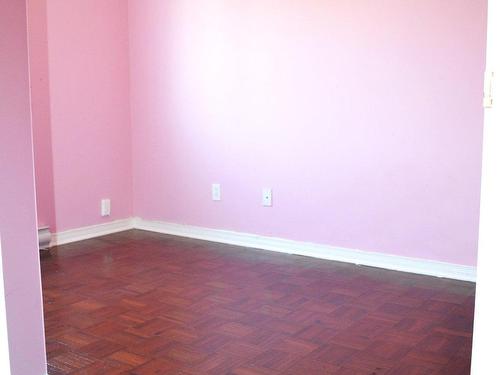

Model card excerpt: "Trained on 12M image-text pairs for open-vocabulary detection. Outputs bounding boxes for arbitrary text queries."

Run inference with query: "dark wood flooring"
[41,230,475,374]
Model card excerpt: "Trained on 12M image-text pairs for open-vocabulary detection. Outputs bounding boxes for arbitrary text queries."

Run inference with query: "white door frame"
[0,237,11,374]
[471,0,500,373]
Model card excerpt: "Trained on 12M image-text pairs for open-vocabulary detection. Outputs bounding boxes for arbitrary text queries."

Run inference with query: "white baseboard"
[133,218,476,282]
[51,218,135,246]
[51,217,476,282]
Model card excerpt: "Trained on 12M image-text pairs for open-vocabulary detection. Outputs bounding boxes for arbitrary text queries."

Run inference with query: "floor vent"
[38,227,51,250]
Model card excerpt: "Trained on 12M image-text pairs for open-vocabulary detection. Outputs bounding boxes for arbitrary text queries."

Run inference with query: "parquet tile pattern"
[41,230,475,374]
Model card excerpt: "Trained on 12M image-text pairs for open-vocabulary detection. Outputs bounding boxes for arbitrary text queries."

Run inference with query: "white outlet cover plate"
[101,199,111,216]
[262,188,272,207]
[212,184,221,201]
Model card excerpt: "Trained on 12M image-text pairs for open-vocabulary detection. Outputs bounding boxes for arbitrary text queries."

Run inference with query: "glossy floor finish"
[41,230,475,374]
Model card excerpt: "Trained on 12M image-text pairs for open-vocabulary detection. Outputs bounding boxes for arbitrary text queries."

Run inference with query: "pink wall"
[28,0,56,231]
[0,1,47,374]
[128,0,487,266]
[40,0,133,232]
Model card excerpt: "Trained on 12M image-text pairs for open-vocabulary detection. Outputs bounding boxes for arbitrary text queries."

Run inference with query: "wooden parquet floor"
[41,230,475,374]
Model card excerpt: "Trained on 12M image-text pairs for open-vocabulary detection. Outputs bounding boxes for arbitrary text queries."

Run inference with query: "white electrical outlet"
[262,188,272,207]
[101,199,111,216]
[212,184,221,201]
